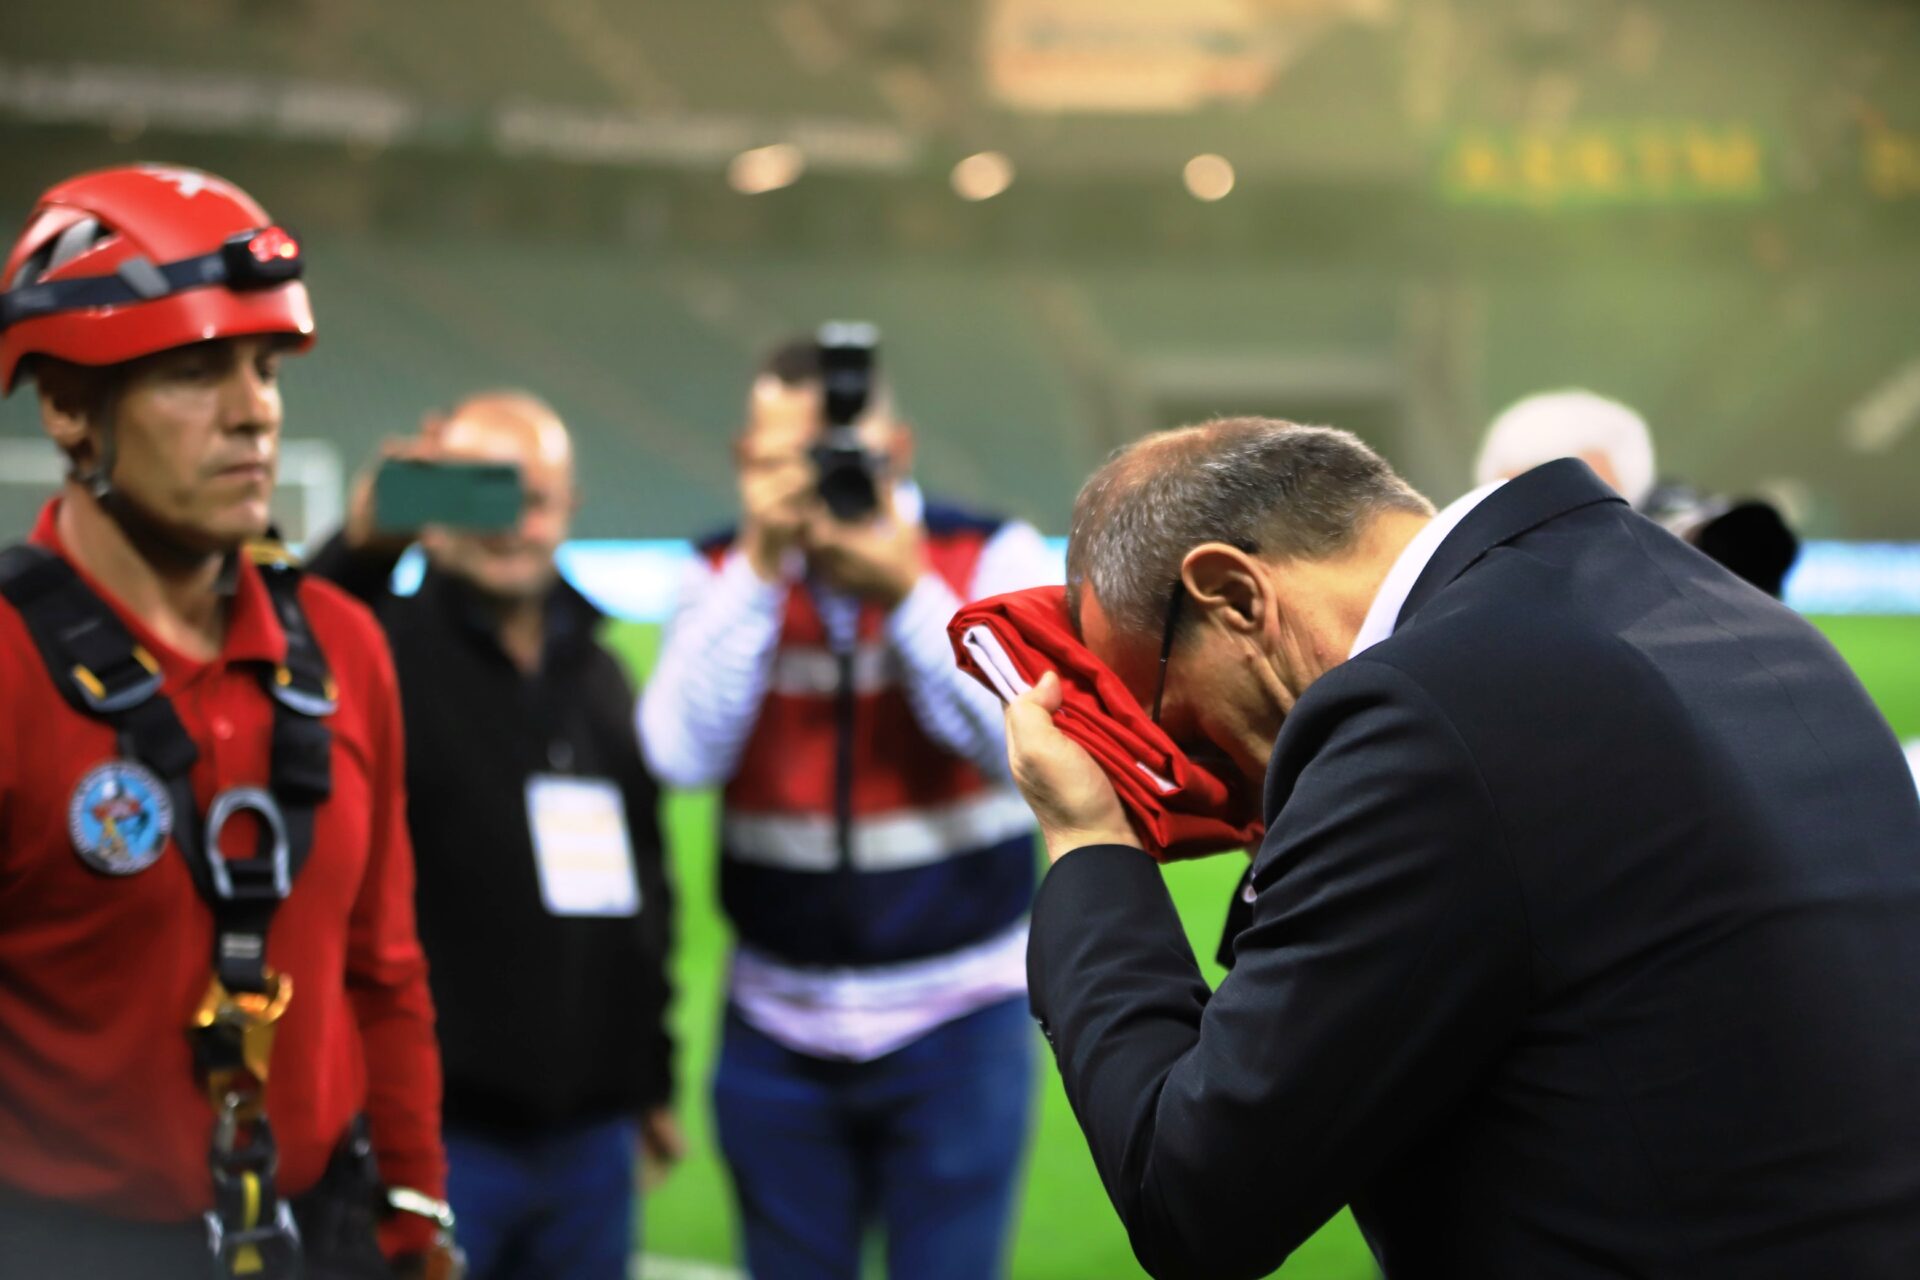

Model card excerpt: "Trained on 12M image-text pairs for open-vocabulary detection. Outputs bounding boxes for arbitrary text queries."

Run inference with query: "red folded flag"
[949,585,1263,862]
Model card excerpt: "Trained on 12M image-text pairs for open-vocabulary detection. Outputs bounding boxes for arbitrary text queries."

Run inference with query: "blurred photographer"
[640,328,1054,1280]
[1476,389,1799,597]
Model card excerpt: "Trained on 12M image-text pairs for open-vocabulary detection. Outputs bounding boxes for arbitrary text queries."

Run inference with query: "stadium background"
[3,1,1918,1275]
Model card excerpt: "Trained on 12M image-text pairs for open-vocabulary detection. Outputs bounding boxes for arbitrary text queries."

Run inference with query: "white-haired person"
[1476,389,1798,598]
[1474,389,1657,506]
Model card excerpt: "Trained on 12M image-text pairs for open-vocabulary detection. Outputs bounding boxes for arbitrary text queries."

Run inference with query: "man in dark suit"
[1004,417,1920,1279]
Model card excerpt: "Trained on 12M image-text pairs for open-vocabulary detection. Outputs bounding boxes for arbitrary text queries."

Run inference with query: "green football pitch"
[604,615,1920,1280]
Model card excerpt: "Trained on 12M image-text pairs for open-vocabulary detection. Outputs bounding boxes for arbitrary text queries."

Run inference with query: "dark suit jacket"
[1030,459,1920,1279]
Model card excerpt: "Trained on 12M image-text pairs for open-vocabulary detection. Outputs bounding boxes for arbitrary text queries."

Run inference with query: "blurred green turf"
[1813,616,1920,737]
[606,614,1920,1279]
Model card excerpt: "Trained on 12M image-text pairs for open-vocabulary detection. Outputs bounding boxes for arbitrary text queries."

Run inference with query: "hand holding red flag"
[950,586,1263,862]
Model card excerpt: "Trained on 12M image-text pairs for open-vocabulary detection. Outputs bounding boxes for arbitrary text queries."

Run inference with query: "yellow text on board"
[1442,125,1766,207]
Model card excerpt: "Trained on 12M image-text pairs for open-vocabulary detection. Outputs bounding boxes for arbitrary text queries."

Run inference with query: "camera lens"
[813,442,879,521]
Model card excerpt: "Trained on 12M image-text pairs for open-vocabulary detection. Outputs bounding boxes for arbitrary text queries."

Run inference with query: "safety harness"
[0,540,335,1279]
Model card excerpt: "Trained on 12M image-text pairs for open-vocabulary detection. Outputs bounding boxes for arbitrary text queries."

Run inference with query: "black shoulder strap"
[254,545,338,721]
[0,543,197,778]
[254,554,336,916]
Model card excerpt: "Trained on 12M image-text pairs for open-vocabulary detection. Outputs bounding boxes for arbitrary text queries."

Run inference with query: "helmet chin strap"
[67,416,117,502]
[75,426,240,575]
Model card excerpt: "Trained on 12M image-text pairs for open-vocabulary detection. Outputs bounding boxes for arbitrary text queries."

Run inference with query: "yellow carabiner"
[192,970,295,1086]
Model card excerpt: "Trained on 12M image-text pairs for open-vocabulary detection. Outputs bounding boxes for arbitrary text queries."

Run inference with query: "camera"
[809,321,884,522]
[1643,483,1800,598]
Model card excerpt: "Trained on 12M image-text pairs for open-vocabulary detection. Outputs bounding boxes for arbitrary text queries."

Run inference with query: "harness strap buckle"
[270,663,338,718]
[68,643,163,715]
[204,1194,300,1278]
[204,1101,295,1278]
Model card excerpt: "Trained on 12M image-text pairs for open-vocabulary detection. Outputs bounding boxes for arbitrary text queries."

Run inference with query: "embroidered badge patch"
[68,761,173,876]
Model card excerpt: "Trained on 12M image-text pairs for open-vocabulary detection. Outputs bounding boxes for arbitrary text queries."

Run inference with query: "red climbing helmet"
[0,163,314,393]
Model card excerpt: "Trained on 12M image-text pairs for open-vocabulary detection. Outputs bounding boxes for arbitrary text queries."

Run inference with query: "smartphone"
[371,459,523,533]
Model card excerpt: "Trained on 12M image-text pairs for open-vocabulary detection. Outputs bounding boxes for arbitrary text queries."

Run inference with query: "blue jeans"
[444,1115,637,1280]
[714,996,1036,1280]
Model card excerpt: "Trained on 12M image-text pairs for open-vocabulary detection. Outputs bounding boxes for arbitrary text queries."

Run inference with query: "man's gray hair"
[1066,417,1434,636]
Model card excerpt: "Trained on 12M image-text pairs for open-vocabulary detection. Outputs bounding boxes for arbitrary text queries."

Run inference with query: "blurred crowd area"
[3,0,1919,545]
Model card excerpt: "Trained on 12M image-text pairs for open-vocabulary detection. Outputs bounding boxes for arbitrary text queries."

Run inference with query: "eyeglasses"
[1147,539,1258,727]
[1149,582,1183,726]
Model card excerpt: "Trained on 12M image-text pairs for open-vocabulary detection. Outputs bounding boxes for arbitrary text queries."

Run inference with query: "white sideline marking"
[634,1256,746,1280]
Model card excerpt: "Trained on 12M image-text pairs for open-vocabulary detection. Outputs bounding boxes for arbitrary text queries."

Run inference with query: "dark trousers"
[713,996,1035,1280]
[0,1181,387,1279]
[0,1192,209,1279]
[444,1115,637,1280]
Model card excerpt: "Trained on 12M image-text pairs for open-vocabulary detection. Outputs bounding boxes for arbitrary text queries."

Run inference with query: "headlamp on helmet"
[0,224,305,333]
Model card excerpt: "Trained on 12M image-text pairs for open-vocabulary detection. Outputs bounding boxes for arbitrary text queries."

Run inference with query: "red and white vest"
[701,502,1035,967]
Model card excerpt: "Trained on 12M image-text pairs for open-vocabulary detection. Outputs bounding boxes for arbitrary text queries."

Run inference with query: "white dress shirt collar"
[1349,481,1505,659]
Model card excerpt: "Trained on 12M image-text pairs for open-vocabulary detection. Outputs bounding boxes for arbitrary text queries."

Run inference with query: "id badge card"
[525,774,640,917]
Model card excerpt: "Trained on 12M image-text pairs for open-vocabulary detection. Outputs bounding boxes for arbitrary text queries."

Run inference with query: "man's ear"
[35,365,97,457]
[1181,543,1267,635]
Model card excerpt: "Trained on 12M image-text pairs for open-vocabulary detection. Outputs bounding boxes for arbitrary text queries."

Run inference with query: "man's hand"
[1007,671,1141,863]
[391,1243,466,1280]
[802,493,925,608]
[344,417,444,552]
[638,1106,687,1193]
[738,433,816,582]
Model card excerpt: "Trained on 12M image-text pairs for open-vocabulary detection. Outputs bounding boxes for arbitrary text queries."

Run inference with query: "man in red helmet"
[0,164,456,1278]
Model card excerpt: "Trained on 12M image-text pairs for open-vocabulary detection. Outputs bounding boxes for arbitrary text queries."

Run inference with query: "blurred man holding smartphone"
[641,328,1055,1280]
[309,393,680,1280]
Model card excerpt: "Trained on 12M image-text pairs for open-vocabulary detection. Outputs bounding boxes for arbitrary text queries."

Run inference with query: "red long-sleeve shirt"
[0,502,444,1253]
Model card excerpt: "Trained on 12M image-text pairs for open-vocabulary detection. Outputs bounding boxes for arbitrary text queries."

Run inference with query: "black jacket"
[309,537,674,1134]
[1030,460,1920,1279]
